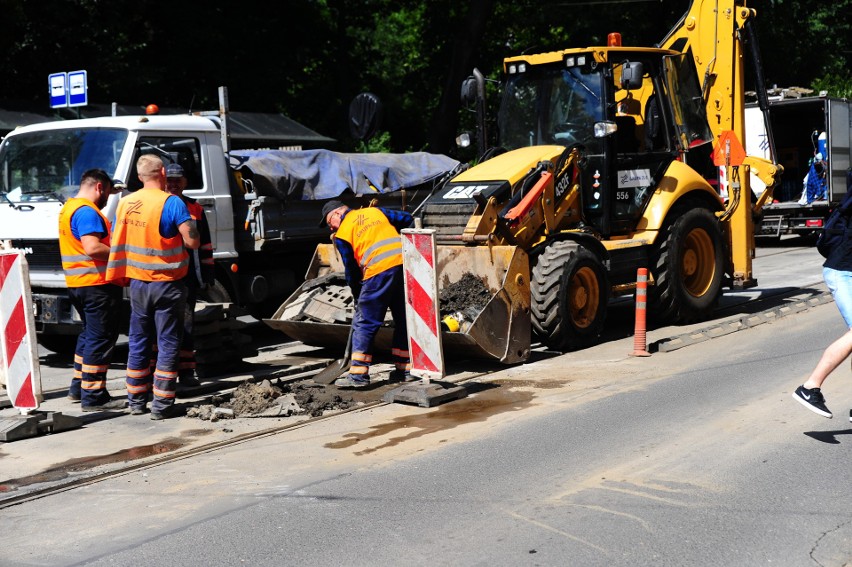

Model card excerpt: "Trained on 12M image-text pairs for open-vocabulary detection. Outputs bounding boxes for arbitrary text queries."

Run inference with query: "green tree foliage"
[0,0,847,154]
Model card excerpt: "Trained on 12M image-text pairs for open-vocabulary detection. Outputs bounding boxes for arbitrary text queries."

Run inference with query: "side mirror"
[349,92,383,142]
[621,61,644,90]
[461,77,479,106]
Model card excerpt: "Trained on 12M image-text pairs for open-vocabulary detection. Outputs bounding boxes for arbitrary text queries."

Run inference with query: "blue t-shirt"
[160,195,193,239]
[70,206,108,240]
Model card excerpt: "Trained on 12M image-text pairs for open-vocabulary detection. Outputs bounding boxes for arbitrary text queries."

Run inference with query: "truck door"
[608,58,679,235]
[828,99,851,201]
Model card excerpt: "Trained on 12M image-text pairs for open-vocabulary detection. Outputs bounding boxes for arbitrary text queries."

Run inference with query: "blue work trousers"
[68,284,122,405]
[349,266,409,376]
[179,284,197,381]
[126,280,187,413]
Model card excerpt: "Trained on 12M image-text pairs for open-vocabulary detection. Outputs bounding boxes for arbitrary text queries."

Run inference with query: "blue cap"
[165,163,185,178]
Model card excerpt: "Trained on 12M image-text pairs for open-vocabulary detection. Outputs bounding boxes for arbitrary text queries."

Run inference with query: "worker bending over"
[320,199,414,388]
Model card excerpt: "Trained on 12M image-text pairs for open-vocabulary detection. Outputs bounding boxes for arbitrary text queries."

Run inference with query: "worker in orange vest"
[107,155,200,419]
[320,200,413,388]
[164,163,214,388]
[58,169,126,411]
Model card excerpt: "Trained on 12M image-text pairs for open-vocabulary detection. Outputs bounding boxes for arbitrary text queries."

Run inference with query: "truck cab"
[0,115,236,344]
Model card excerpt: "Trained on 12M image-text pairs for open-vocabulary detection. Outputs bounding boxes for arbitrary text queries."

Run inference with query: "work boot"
[334,374,370,388]
[388,369,416,383]
[178,376,201,388]
[150,405,184,421]
[67,392,81,403]
[81,398,128,412]
[130,405,148,415]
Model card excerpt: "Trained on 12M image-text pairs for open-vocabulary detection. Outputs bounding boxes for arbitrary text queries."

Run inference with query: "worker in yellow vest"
[107,155,200,419]
[320,200,413,388]
[58,169,126,411]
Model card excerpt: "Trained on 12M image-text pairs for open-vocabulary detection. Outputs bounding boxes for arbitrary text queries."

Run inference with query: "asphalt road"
[2,237,850,566]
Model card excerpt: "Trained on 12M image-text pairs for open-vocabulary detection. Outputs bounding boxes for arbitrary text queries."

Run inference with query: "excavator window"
[663,54,713,150]
[498,63,604,154]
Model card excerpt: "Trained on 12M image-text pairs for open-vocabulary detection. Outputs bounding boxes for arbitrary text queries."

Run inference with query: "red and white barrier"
[0,251,42,412]
[401,228,444,382]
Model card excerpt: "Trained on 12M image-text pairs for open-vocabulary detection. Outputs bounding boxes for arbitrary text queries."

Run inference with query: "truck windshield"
[0,128,128,202]
[498,64,604,152]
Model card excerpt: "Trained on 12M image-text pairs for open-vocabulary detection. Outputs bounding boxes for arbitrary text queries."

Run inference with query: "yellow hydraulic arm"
[660,0,781,288]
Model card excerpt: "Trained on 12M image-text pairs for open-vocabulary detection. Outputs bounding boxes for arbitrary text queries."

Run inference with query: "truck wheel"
[197,280,232,304]
[650,206,724,324]
[531,241,608,351]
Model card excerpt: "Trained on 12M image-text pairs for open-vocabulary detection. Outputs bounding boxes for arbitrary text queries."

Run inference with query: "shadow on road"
[804,429,852,445]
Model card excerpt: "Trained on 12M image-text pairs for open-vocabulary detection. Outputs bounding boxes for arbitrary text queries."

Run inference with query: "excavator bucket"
[265,243,531,364]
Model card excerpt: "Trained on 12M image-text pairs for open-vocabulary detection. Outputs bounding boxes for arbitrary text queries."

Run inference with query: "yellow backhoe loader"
[268,0,782,364]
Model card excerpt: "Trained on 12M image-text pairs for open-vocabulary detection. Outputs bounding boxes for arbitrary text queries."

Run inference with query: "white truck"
[0,95,459,356]
[745,95,852,239]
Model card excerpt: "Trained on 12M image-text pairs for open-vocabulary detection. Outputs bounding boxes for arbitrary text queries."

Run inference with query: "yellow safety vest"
[334,208,403,280]
[58,198,111,287]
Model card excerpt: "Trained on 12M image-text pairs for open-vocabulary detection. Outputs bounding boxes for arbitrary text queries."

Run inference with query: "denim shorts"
[823,267,852,329]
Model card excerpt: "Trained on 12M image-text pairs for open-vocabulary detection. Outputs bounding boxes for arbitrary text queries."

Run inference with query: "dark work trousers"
[126,279,187,413]
[349,265,409,377]
[68,284,122,405]
[179,284,197,382]
[151,283,197,382]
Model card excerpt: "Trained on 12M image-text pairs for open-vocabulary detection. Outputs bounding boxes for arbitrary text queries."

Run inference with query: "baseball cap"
[165,163,185,178]
[319,199,345,227]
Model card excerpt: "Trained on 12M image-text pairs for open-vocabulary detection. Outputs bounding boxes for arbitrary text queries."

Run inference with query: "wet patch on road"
[324,382,535,455]
[0,429,213,492]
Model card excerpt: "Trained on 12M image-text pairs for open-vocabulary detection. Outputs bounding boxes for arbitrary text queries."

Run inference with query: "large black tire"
[649,206,724,324]
[531,241,609,351]
[197,279,232,304]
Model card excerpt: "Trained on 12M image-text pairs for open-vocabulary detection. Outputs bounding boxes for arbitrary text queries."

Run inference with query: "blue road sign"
[68,70,87,107]
[48,73,67,108]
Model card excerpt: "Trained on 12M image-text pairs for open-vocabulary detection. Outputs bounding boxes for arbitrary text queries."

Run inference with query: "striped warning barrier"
[0,250,42,411]
[401,228,444,382]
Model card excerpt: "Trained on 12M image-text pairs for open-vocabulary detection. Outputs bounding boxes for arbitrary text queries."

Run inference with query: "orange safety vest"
[106,188,189,284]
[58,198,111,287]
[334,208,403,281]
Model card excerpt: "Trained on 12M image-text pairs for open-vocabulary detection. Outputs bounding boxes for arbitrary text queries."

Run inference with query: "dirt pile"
[187,379,357,421]
[439,272,491,317]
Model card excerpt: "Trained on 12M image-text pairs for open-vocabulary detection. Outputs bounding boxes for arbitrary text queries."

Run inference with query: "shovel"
[313,325,354,384]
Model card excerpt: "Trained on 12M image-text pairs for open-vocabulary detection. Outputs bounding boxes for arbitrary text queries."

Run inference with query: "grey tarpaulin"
[229,149,460,201]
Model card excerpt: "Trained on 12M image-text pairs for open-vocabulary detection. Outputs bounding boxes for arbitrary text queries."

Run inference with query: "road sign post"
[48,73,67,109]
[48,70,87,110]
[68,70,87,107]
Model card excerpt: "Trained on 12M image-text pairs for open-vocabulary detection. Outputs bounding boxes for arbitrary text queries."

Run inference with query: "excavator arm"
[660,0,782,288]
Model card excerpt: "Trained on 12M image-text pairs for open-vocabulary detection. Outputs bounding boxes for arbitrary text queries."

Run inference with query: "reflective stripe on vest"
[58,198,111,287]
[333,208,403,280]
[106,188,188,282]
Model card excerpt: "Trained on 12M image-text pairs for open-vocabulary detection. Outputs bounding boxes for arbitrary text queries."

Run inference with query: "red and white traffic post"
[400,227,445,383]
[0,250,43,413]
